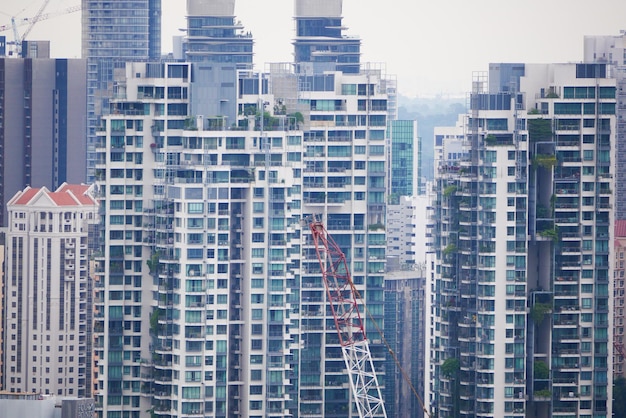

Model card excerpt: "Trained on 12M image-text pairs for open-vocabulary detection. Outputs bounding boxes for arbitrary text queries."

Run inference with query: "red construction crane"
[309,220,387,418]
[615,341,626,360]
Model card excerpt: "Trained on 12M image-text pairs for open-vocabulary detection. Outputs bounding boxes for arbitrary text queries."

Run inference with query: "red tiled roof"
[13,187,41,205]
[57,184,96,205]
[48,192,80,206]
[617,220,626,238]
[10,184,96,208]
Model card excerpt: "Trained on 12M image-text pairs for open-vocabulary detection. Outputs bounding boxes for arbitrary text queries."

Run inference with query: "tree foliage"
[441,358,460,378]
[528,118,553,142]
[534,360,549,380]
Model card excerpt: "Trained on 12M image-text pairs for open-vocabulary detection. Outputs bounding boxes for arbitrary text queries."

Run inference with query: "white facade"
[295,0,343,17]
[386,194,434,269]
[3,184,97,397]
[95,61,302,417]
[584,33,626,64]
[431,63,615,418]
[434,114,467,171]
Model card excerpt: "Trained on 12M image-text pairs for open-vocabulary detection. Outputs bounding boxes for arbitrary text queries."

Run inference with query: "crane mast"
[309,220,387,418]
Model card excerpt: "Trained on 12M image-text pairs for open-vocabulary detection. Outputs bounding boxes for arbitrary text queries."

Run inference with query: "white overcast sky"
[1,0,626,97]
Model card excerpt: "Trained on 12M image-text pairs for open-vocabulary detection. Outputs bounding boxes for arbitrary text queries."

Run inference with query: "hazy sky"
[2,0,626,97]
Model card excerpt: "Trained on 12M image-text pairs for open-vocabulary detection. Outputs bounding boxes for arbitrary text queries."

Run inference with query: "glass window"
[187,203,203,214]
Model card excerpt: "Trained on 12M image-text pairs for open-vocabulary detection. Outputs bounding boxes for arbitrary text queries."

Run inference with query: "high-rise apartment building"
[82,0,162,182]
[2,183,97,397]
[386,197,418,268]
[584,33,626,220]
[0,57,87,226]
[287,3,390,413]
[94,60,302,418]
[0,232,4,389]
[292,66,389,417]
[429,63,615,417]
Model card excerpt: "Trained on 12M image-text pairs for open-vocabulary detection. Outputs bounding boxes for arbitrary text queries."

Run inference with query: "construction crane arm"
[0,6,81,34]
[10,17,19,48]
[0,2,81,56]
[310,220,387,418]
[20,0,52,41]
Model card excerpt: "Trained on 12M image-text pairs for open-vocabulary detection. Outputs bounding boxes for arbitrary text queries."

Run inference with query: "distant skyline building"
[384,270,427,418]
[21,40,50,59]
[3,184,97,397]
[386,193,435,271]
[387,120,419,200]
[184,0,253,67]
[81,0,162,182]
[0,57,87,226]
[184,0,255,126]
[293,0,361,74]
[384,192,435,417]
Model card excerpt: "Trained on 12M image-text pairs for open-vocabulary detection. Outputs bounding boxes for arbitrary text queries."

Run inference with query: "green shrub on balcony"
[184,116,198,130]
[528,118,553,142]
[149,308,162,335]
[538,228,558,241]
[147,252,160,274]
[534,389,552,398]
[531,302,552,324]
[545,90,559,98]
[443,185,457,197]
[533,154,557,169]
[441,358,460,378]
[368,223,385,231]
[534,360,550,379]
[443,244,457,257]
